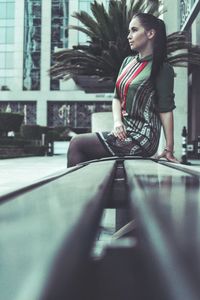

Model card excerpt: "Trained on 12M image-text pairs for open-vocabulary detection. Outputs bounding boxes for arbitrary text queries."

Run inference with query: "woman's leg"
[67,133,111,167]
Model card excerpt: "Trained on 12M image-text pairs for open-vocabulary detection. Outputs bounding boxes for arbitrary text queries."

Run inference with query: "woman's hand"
[157,148,180,163]
[113,121,127,140]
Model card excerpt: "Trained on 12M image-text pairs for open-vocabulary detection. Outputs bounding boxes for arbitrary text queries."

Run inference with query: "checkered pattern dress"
[97,54,176,157]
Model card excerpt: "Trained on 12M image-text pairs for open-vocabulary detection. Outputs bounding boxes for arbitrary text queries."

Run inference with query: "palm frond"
[90,1,116,41]
[68,25,94,39]
[71,11,101,37]
[49,0,200,90]
[146,0,161,15]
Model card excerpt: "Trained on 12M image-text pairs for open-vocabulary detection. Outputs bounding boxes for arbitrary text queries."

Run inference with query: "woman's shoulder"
[121,55,136,67]
[123,55,137,63]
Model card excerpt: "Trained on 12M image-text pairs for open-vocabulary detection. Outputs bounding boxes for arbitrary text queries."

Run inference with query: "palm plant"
[49,0,200,90]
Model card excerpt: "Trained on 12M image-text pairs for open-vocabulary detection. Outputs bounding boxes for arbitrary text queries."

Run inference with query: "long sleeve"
[155,63,176,113]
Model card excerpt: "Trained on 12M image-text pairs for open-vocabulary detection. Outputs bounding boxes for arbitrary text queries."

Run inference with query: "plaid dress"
[97,54,176,157]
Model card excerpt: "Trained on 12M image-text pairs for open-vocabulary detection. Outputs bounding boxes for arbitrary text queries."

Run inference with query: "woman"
[67,13,179,167]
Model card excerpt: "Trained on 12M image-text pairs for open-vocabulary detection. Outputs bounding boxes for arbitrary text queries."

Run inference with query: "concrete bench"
[124,159,200,300]
[0,161,116,300]
[0,157,200,300]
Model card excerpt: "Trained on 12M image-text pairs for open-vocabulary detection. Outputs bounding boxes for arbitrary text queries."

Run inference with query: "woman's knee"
[67,133,91,155]
[68,135,82,154]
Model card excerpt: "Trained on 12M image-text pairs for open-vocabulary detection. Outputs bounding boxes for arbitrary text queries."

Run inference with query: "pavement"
[0,155,67,197]
[1,154,200,197]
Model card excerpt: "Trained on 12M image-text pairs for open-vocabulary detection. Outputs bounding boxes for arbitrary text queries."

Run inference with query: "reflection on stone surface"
[47,101,112,129]
[0,101,36,124]
[23,0,41,90]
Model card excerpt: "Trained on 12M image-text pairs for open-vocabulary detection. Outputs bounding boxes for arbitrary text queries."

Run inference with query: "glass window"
[0,52,5,68]
[23,0,41,90]
[7,2,15,19]
[51,0,69,90]
[6,52,14,68]
[79,2,88,12]
[0,77,5,85]
[78,0,93,44]
[5,76,13,88]
[0,27,6,43]
[6,27,14,43]
[0,2,15,19]
[0,20,6,26]
[0,27,14,44]
[0,3,6,19]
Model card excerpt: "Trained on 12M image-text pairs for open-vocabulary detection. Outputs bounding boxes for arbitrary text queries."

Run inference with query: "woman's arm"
[160,111,174,151]
[157,111,179,163]
[112,98,127,140]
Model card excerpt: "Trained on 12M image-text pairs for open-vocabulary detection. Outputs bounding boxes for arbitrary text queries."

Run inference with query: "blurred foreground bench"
[0,158,200,300]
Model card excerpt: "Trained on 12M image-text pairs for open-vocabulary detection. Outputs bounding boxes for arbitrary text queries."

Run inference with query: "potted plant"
[0,112,24,137]
[49,0,200,93]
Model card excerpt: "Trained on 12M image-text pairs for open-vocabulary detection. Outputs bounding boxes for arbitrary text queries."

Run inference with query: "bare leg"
[67,133,111,167]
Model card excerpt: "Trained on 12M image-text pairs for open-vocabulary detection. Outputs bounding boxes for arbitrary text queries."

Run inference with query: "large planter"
[73,75,115,93]
[0,112,24,136]
[21,124,43,140]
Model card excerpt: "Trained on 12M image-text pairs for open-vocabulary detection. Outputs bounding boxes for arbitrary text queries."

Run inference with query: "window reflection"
[0,52,14,69]
[47,101,112,129]
[0,101,37,124]
[23,0,41,90]
[6,27,14,43]
[51,0,69,90]
[0,2,15,19]
[0,27,14,44]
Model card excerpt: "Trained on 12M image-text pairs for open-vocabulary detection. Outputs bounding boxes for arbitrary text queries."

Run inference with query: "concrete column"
[68,0,79,48]
[37,0,52,125]
[190,12,200,140]
[36,95,48,126]
[41,0,51,92]
[163,0,188,159]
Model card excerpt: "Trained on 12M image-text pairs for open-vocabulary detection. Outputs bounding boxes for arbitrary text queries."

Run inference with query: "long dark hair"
[132,13,167,80]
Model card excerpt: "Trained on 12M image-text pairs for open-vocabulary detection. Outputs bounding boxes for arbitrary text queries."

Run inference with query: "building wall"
[163,0,188,159]
[0,0,112,128]
[189,11,200,141]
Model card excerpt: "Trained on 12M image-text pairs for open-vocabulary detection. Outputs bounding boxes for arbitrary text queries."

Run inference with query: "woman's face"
[127,17,154,52]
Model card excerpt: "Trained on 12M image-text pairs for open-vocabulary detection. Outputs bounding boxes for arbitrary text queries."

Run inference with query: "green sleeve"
[113,56,131,100]
[155,63,176,113]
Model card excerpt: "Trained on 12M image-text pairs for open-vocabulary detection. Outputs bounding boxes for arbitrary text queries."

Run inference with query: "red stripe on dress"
[116,59,139,101]
[122,61,148,112]
[117,58,137,85]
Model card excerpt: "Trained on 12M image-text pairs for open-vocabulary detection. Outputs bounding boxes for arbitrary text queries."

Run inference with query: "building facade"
[0,0,112,131]
[0,0,199,158]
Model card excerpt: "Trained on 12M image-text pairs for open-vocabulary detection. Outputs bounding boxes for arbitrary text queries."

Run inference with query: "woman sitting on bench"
[67,13,179,167]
